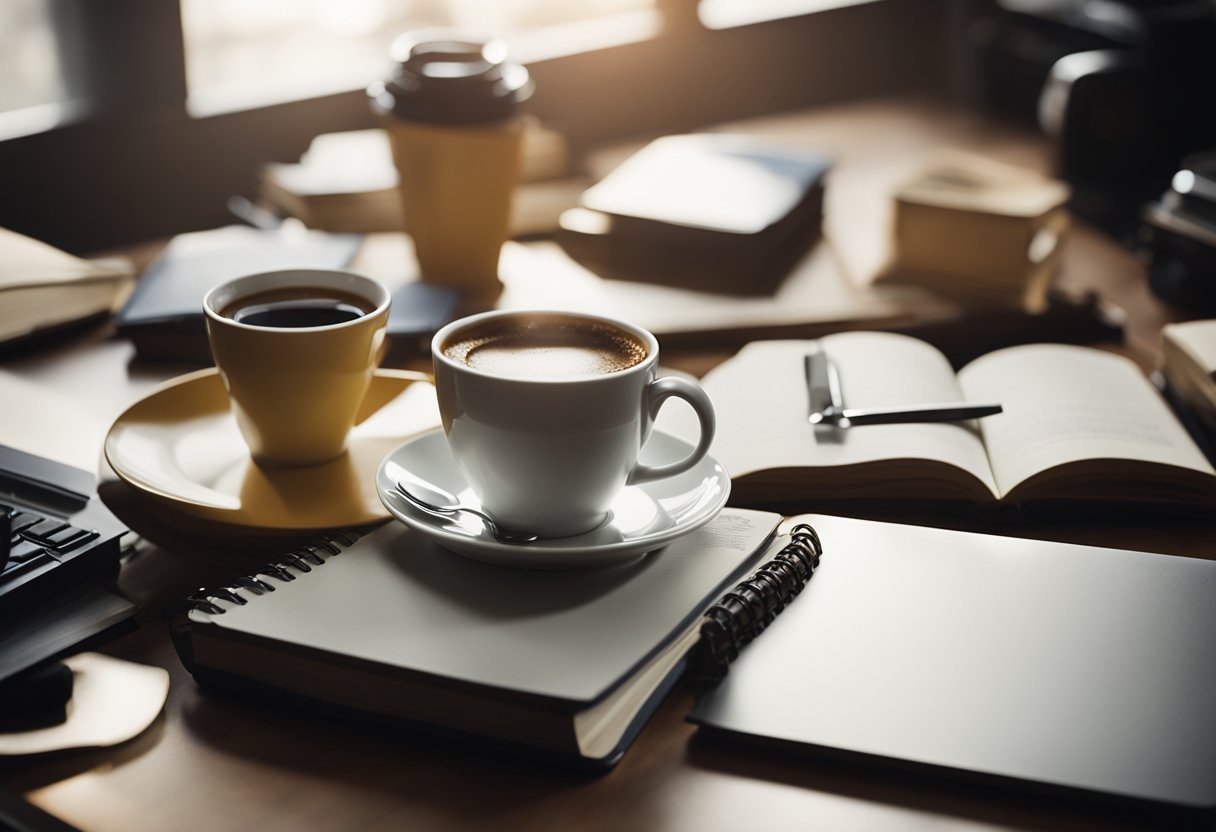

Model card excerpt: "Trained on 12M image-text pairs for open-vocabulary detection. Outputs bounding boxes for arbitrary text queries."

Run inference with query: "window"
[3,0,943,253]
[0,0,65,133]
[699,0,875,30]
[181,0,655,114]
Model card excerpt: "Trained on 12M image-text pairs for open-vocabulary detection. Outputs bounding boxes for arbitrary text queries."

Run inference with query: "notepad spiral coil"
[693,523,822,681]
[165,529,364,671]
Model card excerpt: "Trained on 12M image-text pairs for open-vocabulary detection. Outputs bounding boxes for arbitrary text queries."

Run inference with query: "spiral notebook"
[689,515,1216,812]
[169,509,821,767]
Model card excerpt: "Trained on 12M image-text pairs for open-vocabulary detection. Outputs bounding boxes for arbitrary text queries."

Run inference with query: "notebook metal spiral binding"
[164,530,364,671]
[692,523,822,682]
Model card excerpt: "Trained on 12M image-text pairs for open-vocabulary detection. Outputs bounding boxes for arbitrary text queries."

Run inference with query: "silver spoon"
[394,478,539,545]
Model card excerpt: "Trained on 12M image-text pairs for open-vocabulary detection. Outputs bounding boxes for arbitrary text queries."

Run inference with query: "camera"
[1140,150,1216,313]
[971,1,1216,236]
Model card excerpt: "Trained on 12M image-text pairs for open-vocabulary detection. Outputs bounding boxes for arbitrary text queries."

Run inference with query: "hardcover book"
[557,134,830,295]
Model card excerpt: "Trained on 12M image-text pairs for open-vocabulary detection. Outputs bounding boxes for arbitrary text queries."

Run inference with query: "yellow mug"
[203,269,391,467]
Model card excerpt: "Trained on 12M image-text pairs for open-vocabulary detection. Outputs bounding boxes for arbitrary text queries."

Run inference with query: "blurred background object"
[257,125,578,236]
[556,134,830,294]
[1139,149,1216,315]
[0,0,958,254]
[368,30,534,297]
[875,150,1070,311]
[970,0,1216,238]
[0,227,134,348]
[1159,318,1216,461]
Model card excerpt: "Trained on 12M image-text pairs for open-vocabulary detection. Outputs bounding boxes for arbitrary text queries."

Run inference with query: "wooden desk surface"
[2,98,1211,832]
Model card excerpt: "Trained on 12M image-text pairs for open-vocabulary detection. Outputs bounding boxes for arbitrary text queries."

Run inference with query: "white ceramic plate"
[376,429,730,569]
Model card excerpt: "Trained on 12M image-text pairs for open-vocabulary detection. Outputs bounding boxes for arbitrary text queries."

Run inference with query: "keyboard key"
[8,539,47,564]
[0,497,122,604]
[23,519,68,542]
[52,530,99,553]
[46,526,87,546]
[0,551,55,583]
[8,512,42,535]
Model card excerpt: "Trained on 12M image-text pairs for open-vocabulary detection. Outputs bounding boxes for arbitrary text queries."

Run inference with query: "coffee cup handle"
[627,377,716,485]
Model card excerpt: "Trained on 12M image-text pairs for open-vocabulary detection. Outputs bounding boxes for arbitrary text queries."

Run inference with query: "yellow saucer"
[104,368,440,531]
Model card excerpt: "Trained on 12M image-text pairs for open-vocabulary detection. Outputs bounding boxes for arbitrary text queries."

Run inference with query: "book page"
[656,333,998,498]
[957,344,1216,500]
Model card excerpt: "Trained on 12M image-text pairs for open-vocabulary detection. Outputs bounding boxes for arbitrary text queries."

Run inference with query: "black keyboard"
[3,502,105,592]
[0,445,134,683]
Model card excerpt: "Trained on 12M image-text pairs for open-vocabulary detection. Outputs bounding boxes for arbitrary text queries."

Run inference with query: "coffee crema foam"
[443,317,648,379]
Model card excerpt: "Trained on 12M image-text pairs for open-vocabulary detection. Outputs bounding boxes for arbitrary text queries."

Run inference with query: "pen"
[811,402,1003,427]
[805,352,1002,427]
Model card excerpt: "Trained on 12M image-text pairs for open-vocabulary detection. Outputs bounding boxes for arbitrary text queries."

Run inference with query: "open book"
[0,227,134,346]
[170,509,791,767]
[658,332,1216,511]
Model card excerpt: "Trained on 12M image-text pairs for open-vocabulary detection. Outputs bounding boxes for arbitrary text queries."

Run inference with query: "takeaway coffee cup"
[369,30,533,299]
[204,269,391,467]
[432,310,716,538]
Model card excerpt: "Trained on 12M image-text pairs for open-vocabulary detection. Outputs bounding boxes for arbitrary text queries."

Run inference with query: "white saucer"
[375,429,730,569]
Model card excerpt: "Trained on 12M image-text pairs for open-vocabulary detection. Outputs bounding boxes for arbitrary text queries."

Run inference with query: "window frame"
[0,0,962,252]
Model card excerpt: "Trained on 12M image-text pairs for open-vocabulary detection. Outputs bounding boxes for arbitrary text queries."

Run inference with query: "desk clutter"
[6,94,1216,828]
[167,510,1216,810]
[69,307,1216,816]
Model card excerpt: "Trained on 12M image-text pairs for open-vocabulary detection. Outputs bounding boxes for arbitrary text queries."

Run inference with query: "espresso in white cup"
[432,310,716,538]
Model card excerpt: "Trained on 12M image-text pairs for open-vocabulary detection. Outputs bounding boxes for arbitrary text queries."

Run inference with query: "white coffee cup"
[431,310,715,538]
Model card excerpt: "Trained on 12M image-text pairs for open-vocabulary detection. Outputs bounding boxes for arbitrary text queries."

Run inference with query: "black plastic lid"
[368,30,533,125]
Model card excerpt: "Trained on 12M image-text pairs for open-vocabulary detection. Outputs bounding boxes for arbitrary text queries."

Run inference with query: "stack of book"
[258,126,586,238]
[874,151,1071,311]
[1161,319,1216,453]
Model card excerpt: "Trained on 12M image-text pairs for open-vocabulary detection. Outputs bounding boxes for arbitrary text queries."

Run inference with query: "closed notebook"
[689,514,1216,812]
[170,508,786,767]
[557,134,830,295]
[114,225,362,362]
[114,226,459,362]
